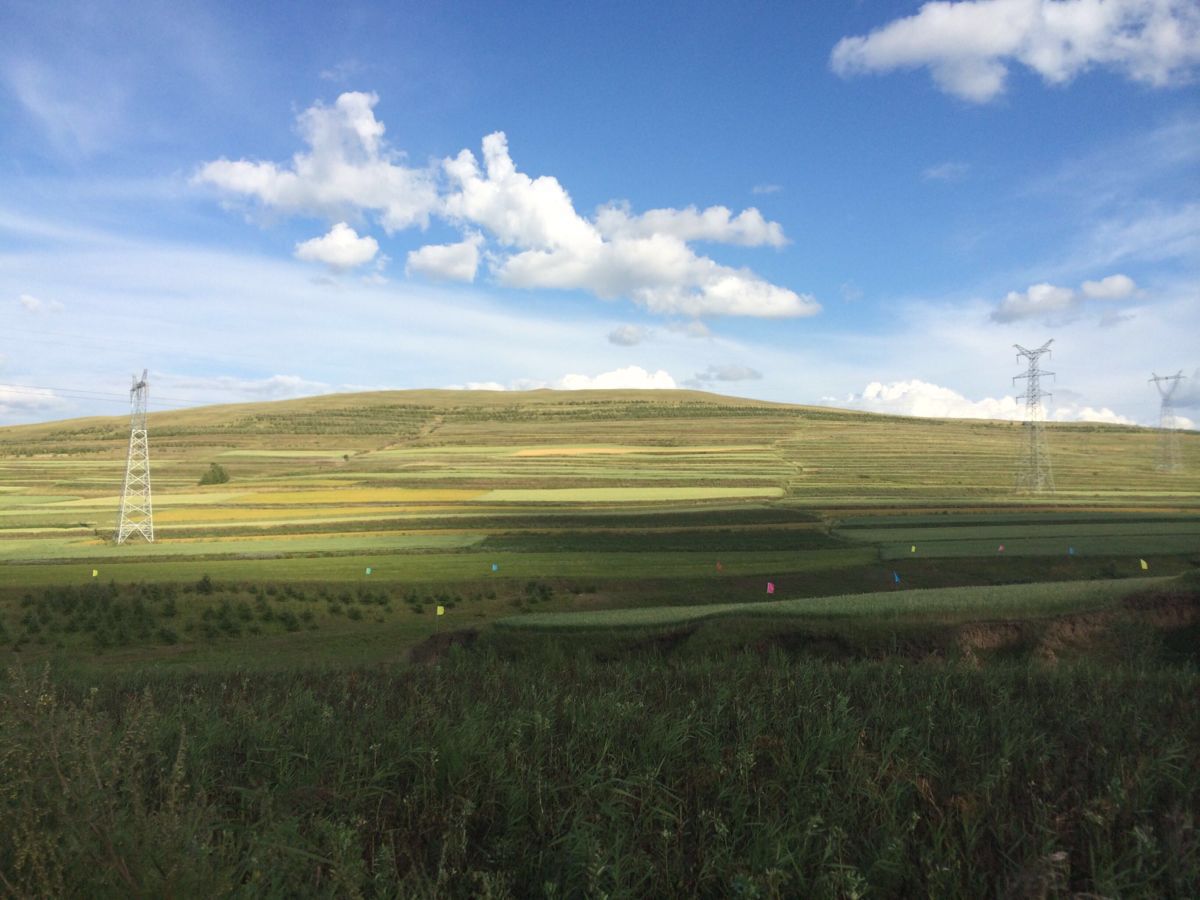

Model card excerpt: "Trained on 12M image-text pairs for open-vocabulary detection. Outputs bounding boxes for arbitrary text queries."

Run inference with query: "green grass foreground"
[500,577,1169,630]
[2,651,1197,898]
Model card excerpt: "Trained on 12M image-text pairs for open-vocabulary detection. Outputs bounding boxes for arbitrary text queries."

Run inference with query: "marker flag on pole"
[998,544,1005,552]
[365,567,372,575]
[716,561,722,571]
[911,545,916,553]
[893,571,900,584]
[766,582,775,594]
[436,605,446,616]
[92,569,98,578]
[1068,546,1075,556]
[491,563,498,572]
[1140,559,1149,571]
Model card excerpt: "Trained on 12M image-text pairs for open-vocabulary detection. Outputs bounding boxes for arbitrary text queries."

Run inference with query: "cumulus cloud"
[594,202,787,247]
[556,365,677,390]
[448,366,678,391]
[991,273,1137,322]
[992,282,1078,322]
[1050,403,1135,425]
[921,161,970,182]
[294,222,379,270]
[839,379,1132,424]
[199,94,817,319]
[18,293,63,313]
[690,364,764,383]
[441,132,817,318]
[831,0,1200,102]
[195,91,438,232]
[845,379,1024,419]
[608,324,648,346]
[405,233,483,282]
[1080,273,1137,299]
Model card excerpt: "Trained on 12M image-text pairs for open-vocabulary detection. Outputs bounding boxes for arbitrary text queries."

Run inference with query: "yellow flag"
[92,569,98,577]
[436,605,445,616]
[1139,559,1149,571]
[910,545,916,553]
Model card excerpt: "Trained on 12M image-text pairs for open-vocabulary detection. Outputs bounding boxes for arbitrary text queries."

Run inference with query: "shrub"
[198,463,230,485]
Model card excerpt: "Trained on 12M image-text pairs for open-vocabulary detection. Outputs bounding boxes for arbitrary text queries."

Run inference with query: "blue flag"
[491,563,499,572]
[893,571,900,584]
[1068,546,1075,556]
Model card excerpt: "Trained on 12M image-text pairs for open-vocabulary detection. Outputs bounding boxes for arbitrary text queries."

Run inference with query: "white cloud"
[1080,273,1137,299]
[831,0,1200,102]
[159,373,334,402]
[294,222,379,270]
[691,364,764,382]
[196,91,438,232]
[921,161,970,182]
[0,384,65,417]
[990,273,1137,322]
[443,132,817,318]
[840,378,1133,424]
[992,282,1077,322]
[751,183,782,195]
[1050,403,1135,425]
[447,365,679,391]
[442,132,598,253]
[846,379,1024,419]
[453,381,508,391]
[405,233,483,282]
[18,293,63,313]
[608,324,648,346]
[594,202,787,247]
[556,365,677,390]
[199,96,813,319]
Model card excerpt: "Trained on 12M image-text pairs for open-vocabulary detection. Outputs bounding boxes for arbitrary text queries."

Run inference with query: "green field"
[2,389,1198,895]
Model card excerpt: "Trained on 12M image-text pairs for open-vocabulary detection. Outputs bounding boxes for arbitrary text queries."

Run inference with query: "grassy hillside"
[2,391,1197,896]
[0,388,1196,622]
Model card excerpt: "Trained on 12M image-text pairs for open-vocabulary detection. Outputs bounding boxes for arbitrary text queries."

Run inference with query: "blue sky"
[1,0,1197,427]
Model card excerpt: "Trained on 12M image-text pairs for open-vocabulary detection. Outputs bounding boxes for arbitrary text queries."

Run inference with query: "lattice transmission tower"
[1150,371,1184,473]
[1013,340,1055,493]
[115,369,154,543]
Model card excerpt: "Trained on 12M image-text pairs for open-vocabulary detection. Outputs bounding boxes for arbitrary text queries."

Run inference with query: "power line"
[1150,370,1185,473]
[1013,339,1055,494]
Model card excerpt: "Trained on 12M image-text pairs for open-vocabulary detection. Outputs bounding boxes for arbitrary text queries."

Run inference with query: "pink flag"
[998,545,1005,552]
[766,582,775,594]
[716,561,722,571]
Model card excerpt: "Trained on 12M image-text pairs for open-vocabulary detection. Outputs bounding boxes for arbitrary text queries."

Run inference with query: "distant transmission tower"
[1013,340,1055,493]
[1150,370,1184,473]
[115,369,154,543]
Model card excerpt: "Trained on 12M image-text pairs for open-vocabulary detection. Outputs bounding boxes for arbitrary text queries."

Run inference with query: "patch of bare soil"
[1120,589,1200,628]
[1035,612,1114,664]
[408,628,479,665]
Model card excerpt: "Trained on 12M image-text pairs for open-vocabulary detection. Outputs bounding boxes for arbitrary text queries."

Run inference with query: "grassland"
[3,642,1197,896]
[1,390,1198,896]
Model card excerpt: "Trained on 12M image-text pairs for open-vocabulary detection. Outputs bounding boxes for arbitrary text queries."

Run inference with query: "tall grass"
[2,650,1196,897]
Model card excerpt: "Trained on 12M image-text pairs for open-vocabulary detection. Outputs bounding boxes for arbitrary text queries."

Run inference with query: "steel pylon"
[115,369,154,543]
[1013,340,1055,494]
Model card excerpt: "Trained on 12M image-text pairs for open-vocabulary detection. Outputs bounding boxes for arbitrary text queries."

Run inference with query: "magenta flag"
[766,582,775,594]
